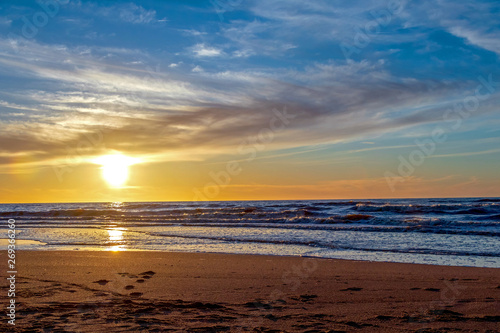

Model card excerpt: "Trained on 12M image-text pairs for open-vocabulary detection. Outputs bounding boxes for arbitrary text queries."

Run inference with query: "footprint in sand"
[136,279,145,283]
[340,287,363,291]
[290,294,318,302]
[125,285,135,290]
[93,279,110,286]
[130,292,143,297]
[140,271,156,279]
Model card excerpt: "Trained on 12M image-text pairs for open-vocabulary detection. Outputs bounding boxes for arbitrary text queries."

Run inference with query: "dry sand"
[0,251,499,332]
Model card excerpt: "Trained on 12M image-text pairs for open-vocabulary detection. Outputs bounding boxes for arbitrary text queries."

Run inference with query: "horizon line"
[2,195,499,205]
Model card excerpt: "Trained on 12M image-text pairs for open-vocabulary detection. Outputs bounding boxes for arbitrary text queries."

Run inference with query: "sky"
[0,0,499,203]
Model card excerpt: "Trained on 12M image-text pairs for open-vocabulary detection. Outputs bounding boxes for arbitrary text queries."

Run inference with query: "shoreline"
[1,250,499,332]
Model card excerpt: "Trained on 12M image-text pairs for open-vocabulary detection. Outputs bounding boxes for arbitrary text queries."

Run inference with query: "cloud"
[429,148,500,159]
[191,44,223,57]
[401,0,500,55]
[222,20,297,57]
[74,2,165,25]
[231,0,500,62]
[118,3,158,24]
[447,25,500,55]
[192,65,203,72]
[436,1,500,54]
[245,0,411,44]
[0,16,498,172]
[179,29,207,36]
[0,17,12,26]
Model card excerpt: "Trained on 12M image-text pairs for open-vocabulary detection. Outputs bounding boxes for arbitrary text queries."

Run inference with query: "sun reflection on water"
[108,245,126,252]
[109,202,124,209]
[108,228,124,241]
[106,227,126,251]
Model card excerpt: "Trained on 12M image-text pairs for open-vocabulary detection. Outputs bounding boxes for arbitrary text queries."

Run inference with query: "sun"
[92,154,139,188]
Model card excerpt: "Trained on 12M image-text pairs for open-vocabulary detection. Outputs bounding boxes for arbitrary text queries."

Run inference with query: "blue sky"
[0,0,499,202]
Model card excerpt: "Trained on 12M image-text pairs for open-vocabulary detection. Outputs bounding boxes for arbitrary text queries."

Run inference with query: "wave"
[475,198,500,203]
[480,214,500,220]
[3,199,499,235]
[354,203,498,215]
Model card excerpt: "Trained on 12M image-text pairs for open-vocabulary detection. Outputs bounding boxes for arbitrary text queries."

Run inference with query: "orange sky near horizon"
[2,153,499,203]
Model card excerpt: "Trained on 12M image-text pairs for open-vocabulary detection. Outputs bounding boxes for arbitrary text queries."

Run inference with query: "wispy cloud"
[429,149,500,159]
[117,3,159,24]
[402,0,500,55]
[1,34,495,171]
[0,1,499,177]
[75,2,166,25]
[0,17,12,26]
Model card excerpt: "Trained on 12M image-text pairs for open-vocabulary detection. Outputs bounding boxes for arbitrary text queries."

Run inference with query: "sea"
[1,198,499,268]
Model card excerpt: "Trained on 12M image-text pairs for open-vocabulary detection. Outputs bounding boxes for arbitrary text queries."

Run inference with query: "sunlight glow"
[92,154,140,188]
[108,245,125,252]
[106,227,126,251]
[107,228,123,241]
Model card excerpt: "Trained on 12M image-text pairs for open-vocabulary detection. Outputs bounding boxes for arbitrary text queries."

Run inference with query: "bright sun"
[93,154,138,188]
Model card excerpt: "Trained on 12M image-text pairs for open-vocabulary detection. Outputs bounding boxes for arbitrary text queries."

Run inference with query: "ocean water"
[1,198,499,268]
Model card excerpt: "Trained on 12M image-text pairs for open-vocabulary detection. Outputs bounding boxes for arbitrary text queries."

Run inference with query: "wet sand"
[0,251,499,332]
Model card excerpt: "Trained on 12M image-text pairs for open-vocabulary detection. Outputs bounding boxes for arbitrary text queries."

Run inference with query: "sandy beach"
[0,251,498,332]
